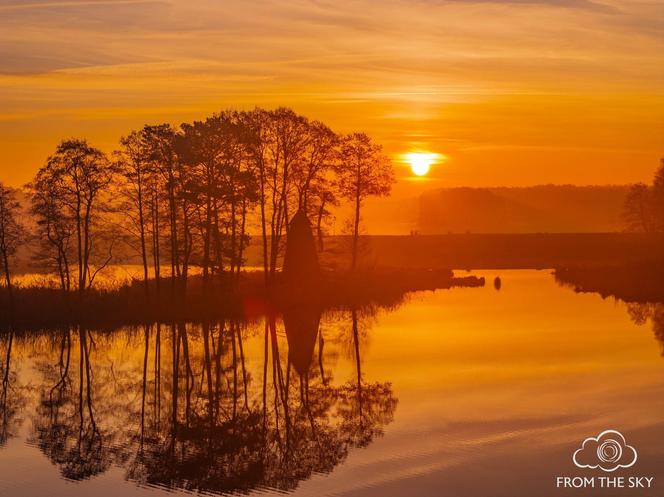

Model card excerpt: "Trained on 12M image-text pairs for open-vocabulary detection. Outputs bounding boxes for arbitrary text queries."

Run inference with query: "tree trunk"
[167,172,180,295]
[351,183,361,270]
[1,249,13,322]
[259,164,269,287]
[151,193,161,294]
[237,198,248,284]
[230,196,237,275]
[316,199,326,251]
[202,166,213,287]
[213,204,224,280]
[76,194,84,293]
[137,168,149,298]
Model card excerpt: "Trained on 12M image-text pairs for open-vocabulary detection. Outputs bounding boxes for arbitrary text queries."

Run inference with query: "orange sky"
[1,0,663,198]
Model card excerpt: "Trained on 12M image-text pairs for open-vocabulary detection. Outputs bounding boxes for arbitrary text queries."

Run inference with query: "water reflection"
[32,327,119,480]
[556,269,664,356]
[0,330,26,448]
[626,303,664,355]
[6,272,664,496]
[0,310,397,495]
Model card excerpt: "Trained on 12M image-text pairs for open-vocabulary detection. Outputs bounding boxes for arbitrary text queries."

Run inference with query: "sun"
[405,152,437,177]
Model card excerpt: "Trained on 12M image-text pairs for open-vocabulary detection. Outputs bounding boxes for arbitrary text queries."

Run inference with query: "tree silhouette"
[651,158,664,230]
[2,106,399,315]
[117,129,160,296]
[337,133,395,270]
[29,140,118,293]
[28,171,74,293]
[622,158,664,233]
[0,183,24,311]
[176,112,258,286]
[622,183,654,233]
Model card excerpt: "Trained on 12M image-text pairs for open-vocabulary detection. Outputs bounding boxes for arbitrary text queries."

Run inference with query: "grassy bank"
[233,233,664,270]
[0,268,484,330]
[555,263,664,303]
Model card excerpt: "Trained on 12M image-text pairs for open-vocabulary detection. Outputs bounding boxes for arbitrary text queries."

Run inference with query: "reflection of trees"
[129,310,397,494]
[0,330,27,447]
[626,303,664,354]
[338,308,397,448]
[0,331,14,446]
[16,310,397,494]
[30,326,113,480]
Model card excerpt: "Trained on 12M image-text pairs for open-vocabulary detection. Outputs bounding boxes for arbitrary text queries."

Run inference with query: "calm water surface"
[1,270,664,496]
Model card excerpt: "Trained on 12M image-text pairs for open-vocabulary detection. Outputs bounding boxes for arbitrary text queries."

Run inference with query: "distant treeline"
[0,107,395,303]
[416,159,664,234]
[417,185,629,233]
[622,158,664,234]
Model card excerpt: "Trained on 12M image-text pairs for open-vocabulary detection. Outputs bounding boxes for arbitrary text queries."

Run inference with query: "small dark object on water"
[494,276,502,290]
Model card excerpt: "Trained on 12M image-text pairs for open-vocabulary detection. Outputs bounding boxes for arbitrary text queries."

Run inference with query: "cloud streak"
[0,0,662,188]
[425,0,618,13]
[0,0,164,10]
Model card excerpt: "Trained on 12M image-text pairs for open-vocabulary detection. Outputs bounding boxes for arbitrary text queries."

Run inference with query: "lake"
[1,270,663,496]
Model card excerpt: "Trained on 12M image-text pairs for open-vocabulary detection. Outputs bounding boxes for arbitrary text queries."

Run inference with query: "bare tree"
[307,176,339,251]
[139,125,179,294]
[240,109,272,285]
[31,139,117,293]
[291,120,339,251]
[210,112,258,281]
[0,183,24,307]
[266,108,309,282]
[177,119,219,287]
[240,109,307,284]
[176,112,257,285]
[117,130,156,296]
[28,172,74,292]
[337,133,394,270]
[17,108,397,300]
[293,120,338,211]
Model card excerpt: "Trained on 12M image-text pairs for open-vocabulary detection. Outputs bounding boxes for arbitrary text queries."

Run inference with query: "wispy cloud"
[0,0,662,187]
[424,0,618,13]
[0,0,164,10]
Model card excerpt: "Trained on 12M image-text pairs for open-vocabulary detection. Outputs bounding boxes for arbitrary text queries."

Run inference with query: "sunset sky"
[1,0,663,197]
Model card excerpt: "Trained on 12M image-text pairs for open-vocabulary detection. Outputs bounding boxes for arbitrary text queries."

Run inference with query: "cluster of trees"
[0,108,395,297]
[623,158,664,233]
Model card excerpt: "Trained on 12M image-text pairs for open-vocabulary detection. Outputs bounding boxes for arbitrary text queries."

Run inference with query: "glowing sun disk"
[406,152,437,176]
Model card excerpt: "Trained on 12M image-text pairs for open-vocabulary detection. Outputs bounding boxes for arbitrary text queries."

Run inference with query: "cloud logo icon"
[573,430,637,472]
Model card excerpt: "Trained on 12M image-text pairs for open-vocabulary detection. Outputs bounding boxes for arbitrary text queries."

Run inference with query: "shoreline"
[0,268,485,331]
